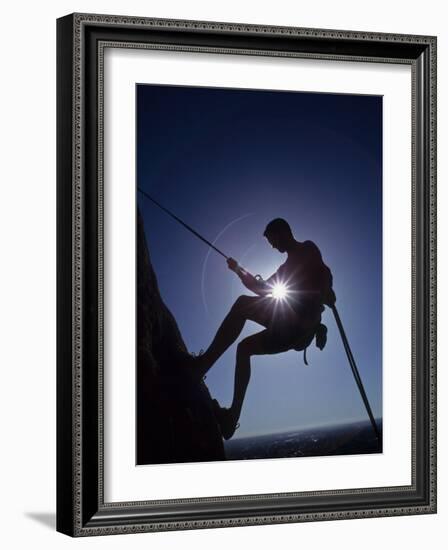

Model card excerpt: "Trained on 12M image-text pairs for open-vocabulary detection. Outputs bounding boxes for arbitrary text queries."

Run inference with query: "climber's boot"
[183,350,209,381]
[211,399,240,440]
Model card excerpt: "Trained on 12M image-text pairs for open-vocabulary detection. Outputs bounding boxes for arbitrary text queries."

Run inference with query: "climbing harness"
[297,322,328,366]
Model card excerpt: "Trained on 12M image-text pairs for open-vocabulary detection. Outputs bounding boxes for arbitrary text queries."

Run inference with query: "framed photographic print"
[56,13,437,536]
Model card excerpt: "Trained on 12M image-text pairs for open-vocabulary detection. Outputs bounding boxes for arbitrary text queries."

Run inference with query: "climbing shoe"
[211,399,240,440]
[183,349,208,381]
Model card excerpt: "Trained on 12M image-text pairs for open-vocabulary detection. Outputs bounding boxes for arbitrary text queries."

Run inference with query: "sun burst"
[271,282,288,300]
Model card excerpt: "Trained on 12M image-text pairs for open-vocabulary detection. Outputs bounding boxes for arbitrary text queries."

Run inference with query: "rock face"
[136,210,225,464]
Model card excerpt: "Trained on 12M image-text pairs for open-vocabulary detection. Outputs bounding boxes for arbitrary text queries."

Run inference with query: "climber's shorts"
[231,294,320,353]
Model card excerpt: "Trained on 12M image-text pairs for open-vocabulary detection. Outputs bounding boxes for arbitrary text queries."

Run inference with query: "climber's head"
[263,218,295,253]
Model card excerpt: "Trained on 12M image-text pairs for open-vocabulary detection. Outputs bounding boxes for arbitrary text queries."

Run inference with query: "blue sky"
[137,84,382,439]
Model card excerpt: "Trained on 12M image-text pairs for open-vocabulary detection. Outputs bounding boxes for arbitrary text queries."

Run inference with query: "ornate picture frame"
[57,13,437,536]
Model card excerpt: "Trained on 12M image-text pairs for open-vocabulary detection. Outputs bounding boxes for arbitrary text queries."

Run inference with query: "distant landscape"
[224,419,382,461]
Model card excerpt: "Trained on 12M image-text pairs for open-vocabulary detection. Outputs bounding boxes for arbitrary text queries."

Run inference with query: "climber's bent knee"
[232,295,255,312]
[237,333,267,359]
[231,295,271,327]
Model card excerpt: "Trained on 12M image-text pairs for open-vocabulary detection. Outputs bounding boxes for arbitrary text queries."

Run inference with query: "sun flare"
[271,282,288,300]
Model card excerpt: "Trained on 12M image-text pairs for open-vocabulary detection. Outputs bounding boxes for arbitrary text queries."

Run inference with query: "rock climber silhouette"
[138,186,380,442]
[190,217,336,440]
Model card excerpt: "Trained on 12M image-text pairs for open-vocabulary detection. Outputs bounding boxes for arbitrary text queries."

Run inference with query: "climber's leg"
[197,295,271,374]
[231,329,293,422]
[215,328,295,439]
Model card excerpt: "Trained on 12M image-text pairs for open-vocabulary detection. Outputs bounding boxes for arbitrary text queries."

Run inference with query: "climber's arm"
[227,258,271,296]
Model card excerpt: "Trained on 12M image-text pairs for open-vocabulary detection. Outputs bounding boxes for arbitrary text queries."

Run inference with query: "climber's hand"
[325,288,337,307]
[227,257,239,273]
